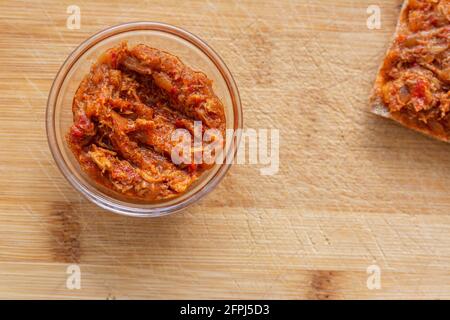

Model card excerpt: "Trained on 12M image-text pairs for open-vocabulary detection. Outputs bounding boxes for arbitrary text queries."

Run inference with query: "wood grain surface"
[1,0,450,299]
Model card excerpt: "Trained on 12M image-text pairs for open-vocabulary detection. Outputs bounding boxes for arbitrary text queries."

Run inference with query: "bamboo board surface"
[1,0,450,299]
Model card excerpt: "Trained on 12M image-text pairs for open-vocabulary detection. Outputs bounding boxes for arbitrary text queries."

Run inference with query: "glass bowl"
[46,22,242,217]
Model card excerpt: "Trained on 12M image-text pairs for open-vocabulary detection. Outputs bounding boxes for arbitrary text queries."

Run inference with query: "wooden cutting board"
[1,0,449,299]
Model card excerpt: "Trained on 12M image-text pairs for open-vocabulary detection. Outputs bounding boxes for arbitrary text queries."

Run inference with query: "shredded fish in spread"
[372,0,450,140]
[67,42,226,200]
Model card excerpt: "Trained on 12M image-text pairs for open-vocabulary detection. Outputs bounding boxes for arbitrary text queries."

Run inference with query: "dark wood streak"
[49,202,82,264]
[307,270,338,300]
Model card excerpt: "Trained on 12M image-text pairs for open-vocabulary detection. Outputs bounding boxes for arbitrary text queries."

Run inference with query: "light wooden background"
[1,0,449,299]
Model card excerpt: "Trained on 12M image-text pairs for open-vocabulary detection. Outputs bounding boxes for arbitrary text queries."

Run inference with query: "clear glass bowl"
[46,22,242,217]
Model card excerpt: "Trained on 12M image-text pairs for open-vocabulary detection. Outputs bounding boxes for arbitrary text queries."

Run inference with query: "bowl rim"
[46,21,243,218]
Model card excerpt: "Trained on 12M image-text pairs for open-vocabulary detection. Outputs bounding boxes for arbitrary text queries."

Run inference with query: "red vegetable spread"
[371,0,449,141]
[67,42,226,200]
